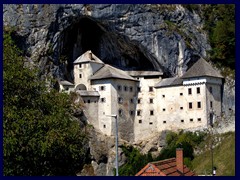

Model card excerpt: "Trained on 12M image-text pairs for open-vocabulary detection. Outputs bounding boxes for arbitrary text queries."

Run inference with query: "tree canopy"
[3,30,89,175]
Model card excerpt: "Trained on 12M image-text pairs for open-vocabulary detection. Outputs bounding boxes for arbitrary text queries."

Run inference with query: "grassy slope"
[191,132,235,176]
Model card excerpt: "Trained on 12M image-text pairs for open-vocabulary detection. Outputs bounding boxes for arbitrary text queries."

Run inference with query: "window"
[79,74,82,78]
[188,88,192,95]
[79,64,82,68]
[149,122,153,125]
[163,108,166,111]
[197,102,201,108]
[103,125,106,128]
[180,107,183,110]
[180,93,183,96]
[99,86,106,91]
[198,118,201,122]
[139,120,142,124]
[162,95,165,98]
[137,110,141,116]
[84,100,86,103]
[163,121,166,124]
[65,87,69,90]
[149,98,154,103]
[210,87,213,93]
[137,99,141,104]
[118,97,123,104]
[150,110,154,116]
[210,101,213,108]
[87,100,91,103]
[124,86,128,91]
[197,87,200,94]
[130,110,134,116]
[130,98,134,104]
[117,85,122,91]
[181,120,184,123]
[137,87,141,92]
[129,86,133,92]
[190,118,193,122]
[149,86,153,92]
[100,98,106,103]
[118,109,123,117]
[189,102,193,109]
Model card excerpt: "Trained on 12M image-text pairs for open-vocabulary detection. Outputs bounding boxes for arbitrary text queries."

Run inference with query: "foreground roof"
[136,158,195,176]
[181,58,223,79]
[90,64,138,81]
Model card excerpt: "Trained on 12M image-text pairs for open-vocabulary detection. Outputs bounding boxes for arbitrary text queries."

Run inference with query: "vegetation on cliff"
[3,30,88,176]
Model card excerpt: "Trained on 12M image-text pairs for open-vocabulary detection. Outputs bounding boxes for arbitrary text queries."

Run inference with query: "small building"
[135,148,195,176]
[59,80,75,93]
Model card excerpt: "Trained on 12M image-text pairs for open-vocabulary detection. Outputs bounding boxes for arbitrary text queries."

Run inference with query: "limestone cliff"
[3,4,234,176]
[3,4,210,79]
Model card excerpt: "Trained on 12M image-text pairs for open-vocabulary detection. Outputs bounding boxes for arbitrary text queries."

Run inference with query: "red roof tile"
[135,158,195,176]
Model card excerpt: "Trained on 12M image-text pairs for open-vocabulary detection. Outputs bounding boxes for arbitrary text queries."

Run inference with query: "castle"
[59,50,224,142]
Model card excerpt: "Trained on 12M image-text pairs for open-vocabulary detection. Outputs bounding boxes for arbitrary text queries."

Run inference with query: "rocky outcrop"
[3,4,210,79]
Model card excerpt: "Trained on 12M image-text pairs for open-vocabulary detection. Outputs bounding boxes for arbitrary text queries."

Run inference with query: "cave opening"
[60,17,104,69]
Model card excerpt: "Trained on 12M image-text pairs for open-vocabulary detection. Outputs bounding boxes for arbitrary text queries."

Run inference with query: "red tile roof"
[135,158,195,176]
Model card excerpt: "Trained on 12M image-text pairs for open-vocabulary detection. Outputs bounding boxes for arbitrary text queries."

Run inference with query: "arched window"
[75,84,87,90]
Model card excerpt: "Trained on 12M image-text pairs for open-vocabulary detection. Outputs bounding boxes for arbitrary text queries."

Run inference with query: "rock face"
[3,4,210,79]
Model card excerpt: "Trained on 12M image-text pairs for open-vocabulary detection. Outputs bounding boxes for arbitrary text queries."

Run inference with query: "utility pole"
[210,112,215,176]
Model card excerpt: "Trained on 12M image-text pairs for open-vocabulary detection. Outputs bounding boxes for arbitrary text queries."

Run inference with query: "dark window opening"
[100,86,106,91]
[150,110,154,116]
[87,100,90,103]
[188,88,192,95]
[210,87,213,93]
[118,97,123,104]
[162,95,165,98]
[150,98,154,103]
[137,110,141,116]
[163,121,166,124]
[180,93,183,96]
[138,99,141,104]
[117,85,122,91]
[100,98,106,103]
[190,118,193,122]
[210,101,213,108]
[139,120,142,124]
[149,86,153,92]
[197,87,200,94]
[129,86,133,92]
[163,108,166,111]
[119,109,123,117]
[180,107,183,110]
[189,102,193,109]
[149,122,153,125]
[198,118,201,122]
[197,102,201,108]
[181,120,184,123]
[124,86,128,91]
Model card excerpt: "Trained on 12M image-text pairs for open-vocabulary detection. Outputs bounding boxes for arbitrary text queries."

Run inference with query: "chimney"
[176,148,184,174]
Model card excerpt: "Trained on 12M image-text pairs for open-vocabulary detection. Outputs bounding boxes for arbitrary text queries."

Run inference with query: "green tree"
[203,4,235,69]
[3,29,88,175]
[118,145,153,176]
